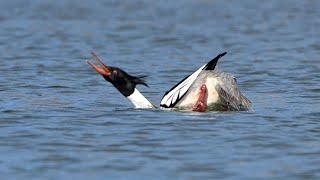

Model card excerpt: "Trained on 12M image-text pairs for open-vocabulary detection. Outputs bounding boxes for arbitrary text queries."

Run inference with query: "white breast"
[127,89,154,109]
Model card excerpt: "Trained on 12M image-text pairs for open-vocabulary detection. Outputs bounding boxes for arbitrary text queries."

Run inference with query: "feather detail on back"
[160,64,206,108]
[160,52,227,108]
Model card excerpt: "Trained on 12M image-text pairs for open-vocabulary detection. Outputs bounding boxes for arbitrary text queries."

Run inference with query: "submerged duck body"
[87,52,251,112]
[170,70,251,111]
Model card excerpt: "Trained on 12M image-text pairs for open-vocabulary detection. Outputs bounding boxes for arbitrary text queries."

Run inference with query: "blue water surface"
[0,0,319,179]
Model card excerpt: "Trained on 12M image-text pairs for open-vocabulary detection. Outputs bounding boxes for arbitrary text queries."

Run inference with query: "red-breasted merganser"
[86,52,251,112]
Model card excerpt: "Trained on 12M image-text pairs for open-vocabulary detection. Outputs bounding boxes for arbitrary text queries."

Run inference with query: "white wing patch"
[160,64,206,108]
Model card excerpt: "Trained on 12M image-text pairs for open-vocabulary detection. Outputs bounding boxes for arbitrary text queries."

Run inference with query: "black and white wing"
[160,52,227,108]
[160,64,205,108]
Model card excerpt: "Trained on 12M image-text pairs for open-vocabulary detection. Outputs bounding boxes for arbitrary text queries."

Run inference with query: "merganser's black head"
[86,52,148,97]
